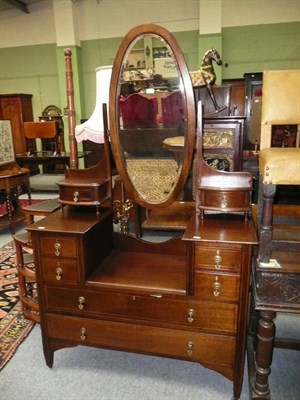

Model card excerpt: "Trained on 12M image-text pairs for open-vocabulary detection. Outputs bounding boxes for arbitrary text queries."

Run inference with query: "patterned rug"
[126,158,181,201]
[0,241,34,371]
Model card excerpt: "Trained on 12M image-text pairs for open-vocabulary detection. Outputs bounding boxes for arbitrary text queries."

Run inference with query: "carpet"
[0,240,34,371]
[126,158,181,201]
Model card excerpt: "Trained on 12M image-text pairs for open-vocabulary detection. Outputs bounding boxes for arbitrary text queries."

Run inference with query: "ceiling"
[0,0,49,14]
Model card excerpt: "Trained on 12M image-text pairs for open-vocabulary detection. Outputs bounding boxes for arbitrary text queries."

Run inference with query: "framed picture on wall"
[0,120,15,166]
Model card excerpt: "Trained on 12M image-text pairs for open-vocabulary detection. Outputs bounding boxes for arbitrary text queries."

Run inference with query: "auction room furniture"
[248,69,300,400]
[24,121,58,155]
[0,163,31,234]
[13,198,60,324]
[0,119,31,233]
[39,111,66,173]
[16,151,88,174]
[28,25,257,400]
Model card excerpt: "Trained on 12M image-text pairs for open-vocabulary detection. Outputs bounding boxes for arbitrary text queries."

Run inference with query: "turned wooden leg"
[258,183,276,263]
[253,310,276,398]
[5,191,15,234]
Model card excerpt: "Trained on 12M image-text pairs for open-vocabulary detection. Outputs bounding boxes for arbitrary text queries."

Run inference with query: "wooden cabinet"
[0,94,34,156]
[0,94,38,175]
[29,207,256,400]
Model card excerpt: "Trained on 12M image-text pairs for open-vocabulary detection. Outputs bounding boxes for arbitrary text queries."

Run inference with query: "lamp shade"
[75,65,112,143]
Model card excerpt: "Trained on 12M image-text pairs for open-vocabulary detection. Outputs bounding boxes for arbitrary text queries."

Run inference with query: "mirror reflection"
[117,34,186,202]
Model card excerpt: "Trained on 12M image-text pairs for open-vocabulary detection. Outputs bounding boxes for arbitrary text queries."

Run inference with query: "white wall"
[0,0,299,49]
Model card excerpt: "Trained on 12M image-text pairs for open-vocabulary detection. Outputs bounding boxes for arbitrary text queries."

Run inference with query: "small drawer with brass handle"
[40,235,77,258]
[194,272,240,302]
[41,258,79,284]
[194,243,241,272]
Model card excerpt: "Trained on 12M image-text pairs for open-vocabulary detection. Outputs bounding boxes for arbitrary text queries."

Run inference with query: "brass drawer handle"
[221,195,228,208]
[187,341,193,356]
[213,276,221,297]
[78,296,85,310]
[73,191,79,202]
[214,250,222,270]
[54,241,61,256]
[187,308,195,324]
[55,266,63,281]
[80,327,86,341]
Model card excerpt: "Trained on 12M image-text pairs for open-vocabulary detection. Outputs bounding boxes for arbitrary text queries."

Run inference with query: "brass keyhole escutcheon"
[73,191,79,202]
[78,296,85,310]
[55,266,63,281]
[213,276,221,297]
[54,241,61,257]
[214,250,222,270]
[187,341,193,356]
[187,308,195,323]
[80,327,86,341]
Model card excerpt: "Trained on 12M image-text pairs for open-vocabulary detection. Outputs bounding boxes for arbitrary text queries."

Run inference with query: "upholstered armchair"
[257,69,300,263]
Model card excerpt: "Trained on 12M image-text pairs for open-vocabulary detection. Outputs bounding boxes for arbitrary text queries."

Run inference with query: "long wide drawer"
[45,287,238,333]
[46,313,236,378]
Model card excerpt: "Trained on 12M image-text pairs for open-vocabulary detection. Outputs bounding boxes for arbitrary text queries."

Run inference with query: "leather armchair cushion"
[261,70,300,126]
[259,147,300,184]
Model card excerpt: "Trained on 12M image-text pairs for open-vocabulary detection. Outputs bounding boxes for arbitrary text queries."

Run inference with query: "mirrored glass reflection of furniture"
[28,25,257,400]
[0,119,31,233]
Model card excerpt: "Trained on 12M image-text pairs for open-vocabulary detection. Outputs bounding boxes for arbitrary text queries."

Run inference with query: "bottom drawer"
[47,314,236,378]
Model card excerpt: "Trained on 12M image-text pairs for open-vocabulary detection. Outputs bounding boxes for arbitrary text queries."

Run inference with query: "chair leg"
[13,235,40,324]
[258,182,276,263]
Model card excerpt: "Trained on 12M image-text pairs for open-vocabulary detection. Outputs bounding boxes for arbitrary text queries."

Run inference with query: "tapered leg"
[253,310,276,398]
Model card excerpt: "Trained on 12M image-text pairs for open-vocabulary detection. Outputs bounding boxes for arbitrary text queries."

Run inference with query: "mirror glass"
[110,25,195,208]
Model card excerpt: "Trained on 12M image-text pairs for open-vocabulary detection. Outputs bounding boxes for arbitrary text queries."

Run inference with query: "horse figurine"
[190,48,225,113]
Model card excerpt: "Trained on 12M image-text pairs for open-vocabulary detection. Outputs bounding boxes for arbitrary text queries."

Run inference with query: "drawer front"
[59,183,109,204]
[40,235,77,258]
[200,190,250,210]
[47,313,236,373]
[59,186,97,203]
[194,272,240,302]
[194,243,241,272]
[45,287,238,333]
[41,258,79,284]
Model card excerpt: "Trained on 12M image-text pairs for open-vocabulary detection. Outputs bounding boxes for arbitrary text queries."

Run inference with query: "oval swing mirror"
[109,24,195,208]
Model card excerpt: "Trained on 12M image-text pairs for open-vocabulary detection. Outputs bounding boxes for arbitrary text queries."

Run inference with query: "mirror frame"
[109,24,195,208]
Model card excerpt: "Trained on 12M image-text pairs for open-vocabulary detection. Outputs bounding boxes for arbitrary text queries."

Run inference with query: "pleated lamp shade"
[75,65,112,143]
